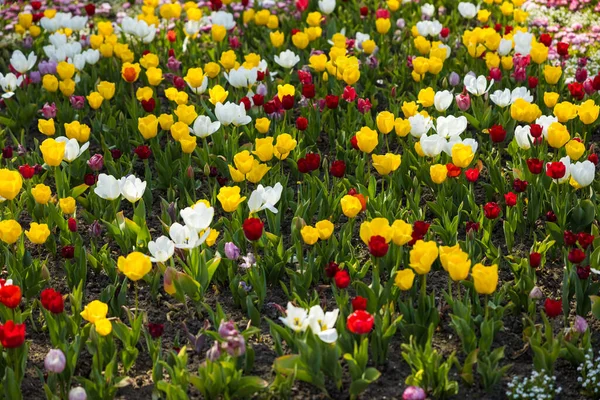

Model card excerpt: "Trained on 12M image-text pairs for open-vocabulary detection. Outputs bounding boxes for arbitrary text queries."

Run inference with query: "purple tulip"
[224,242,240,260]
[166,56,181,72]
[40,102,57,118]
[449,72,460,86]
[45,349,66,373]
[218,320,238,339]
[402,386,426,400]
[573,316,588,334]
[529,286,543,299]
[38,60,57,75]
[70,96,85,110]
[29,71,41,84]
[87,154,104,171]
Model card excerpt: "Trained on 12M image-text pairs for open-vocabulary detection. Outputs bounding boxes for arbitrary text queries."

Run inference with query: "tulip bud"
[87,154,104,171]
[67,218,77,232]
[203,163,211,177]
[573,315,588,334]
[187,166,194,179]
[45,349,66,373]
[167,202,177,222]
[90,220,102,237]
[455,93,471,111]
[68,387,87,400]
[41,264,51,280]
[402,386,426,400]
[448,71,460,87]
[441,77,448,89]
[529,286,543,299]
[224,242,240,260]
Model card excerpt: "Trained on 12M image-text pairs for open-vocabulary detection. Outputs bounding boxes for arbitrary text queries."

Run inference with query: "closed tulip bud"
[68,387,87,400]
[45,349,66,373]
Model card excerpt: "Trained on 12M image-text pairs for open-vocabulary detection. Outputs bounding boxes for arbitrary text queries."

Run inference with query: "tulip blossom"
[94,174,120,200]
[280,302,309,332]
[463,74,493,96]
[248,183,283,214]
[118,175,147,203]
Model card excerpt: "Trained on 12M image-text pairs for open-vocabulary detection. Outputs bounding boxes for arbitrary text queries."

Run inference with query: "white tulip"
[434,90,453,112]
[318,0,336,14]
[279,302,309,332]
[510,87,533,104]
[49,33,68,48]
[558,156,571,184]
[308,306,339,343]
[513,31,533,56]
[71,54,86,71]
[148,236,175,263]
[225,67,258,89]
[55,137,89,162]
[463,74,493,96]
[84,49,100,65]
[408,114,433,138]
[10,50,37,74]
[211,11,236,30]
[570,161,595,188]
[421,4,435,18]
[458,2,477,18]
[118,175,146,203]
[420,134,446,157]
[190,115,221,138]
[169,223,209,249]
[274,50,300,69]
[0,73,24,99]
[497,38,513,56]
[180,202,214,232]
[215,102,252,126]
[94,174,121,200]
[514,125,534,150]
[490,89,512,107]
[436,115,467,138]
[248,183,283,214]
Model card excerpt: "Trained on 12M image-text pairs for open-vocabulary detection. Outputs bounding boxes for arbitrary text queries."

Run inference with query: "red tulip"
[577,232,594,250]
[545,161,566,179]
[446,163,461,178]
[346,310,374,334]
[134,145,152,159]
[588,153,599,165]
[528,76,539,89]
[281,94,295,110]
[529,252,541,268]
[513,178,528,193]
[359,6,369,16]
[19,164,36,179]
[556,42,569,57]
[526,158,543,174]
[0,285,21,309]
[483,202,501,219]
[350,135,359,150]
[242,218,264,241]
[568,248,586,264]
[539,33,552,47]
[342,86,356,102]
[68,218,78,232]
[352,296,368,311]
[302,84,315,99]
[465,168,479,182]
[564,230,578,246]
[147,322,164,339]
[334,270,350,289]
[31,0,42,10]
[325,95,339,109]
[40,288,64,314]
[489,125,506,143]
[440,27,450,38]
[252,94,264,106]
[368,235,389,257]
[84,3,95,16]
[330,160,346,178]
[296,117,308,131]
[577,265,591,280]
[529,124,543,138]
[325,261,340,278]
[504,192,517,207]
[240,97,251,111]
[544,298,562,318]
[61,245,75,259]
[568,82,585,100]
[0,321,26,348]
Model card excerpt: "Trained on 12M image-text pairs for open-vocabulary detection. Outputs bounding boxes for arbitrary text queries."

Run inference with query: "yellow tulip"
[0,220,22,244]
[409,240,438,275]
[315,220,334,240]
[118,251,152,281]
[31,184,52,205]
[217,186,246,212]
[430,164,448,184]
[40,138,66,167]
[471,263,499,294]
[301,225,319,245]
[356,126,379,153]
[80,300,108,323]
[372,153,401,175]
[395,269,416,290]
[340,195,362,218]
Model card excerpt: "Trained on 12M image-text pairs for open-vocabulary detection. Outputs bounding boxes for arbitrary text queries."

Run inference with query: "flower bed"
[0,0,599,399]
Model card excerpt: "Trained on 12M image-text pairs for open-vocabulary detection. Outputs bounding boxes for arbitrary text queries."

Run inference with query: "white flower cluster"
[577,350,600,397]
[506,370,562,399]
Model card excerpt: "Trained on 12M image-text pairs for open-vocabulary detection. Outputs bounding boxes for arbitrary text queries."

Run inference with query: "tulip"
[94,174,120,200]
[45,349,66,373]
[118,251,152,281]
[471,263,499,294]
[118,175,147,203]
[148,236,175,263]
[191,115,221,138]
[224,242,241,259]
[56,137,90,162]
